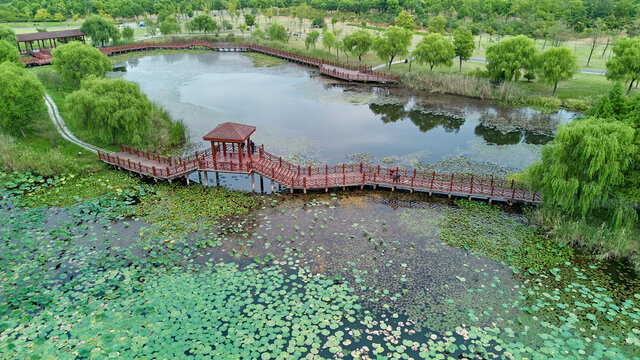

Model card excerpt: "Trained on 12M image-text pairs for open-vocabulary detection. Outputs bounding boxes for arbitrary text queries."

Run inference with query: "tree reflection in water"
[370,103,553,146]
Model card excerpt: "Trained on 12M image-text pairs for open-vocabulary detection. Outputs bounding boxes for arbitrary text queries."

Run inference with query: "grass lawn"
[2,21,81,34]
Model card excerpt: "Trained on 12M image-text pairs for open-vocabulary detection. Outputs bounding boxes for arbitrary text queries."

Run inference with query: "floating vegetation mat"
[1,171,639,358]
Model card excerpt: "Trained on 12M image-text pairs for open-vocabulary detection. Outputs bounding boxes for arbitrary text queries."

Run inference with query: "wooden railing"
[101,141,538,203]
[22,40,400,82]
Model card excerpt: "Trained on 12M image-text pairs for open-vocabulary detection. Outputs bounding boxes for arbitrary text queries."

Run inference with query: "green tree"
[239,23,247,35]
[585,83,630,121]
[606,37,640,95]
[122,27,134,41]
[34,8,52,22]
[527,116,637,229]
[0,25,18,44]
[51,41,112,87]
[322,31,337,55]
[244,14,256,28]
[160,16,181,35]
[0,39,19,64]
[191,14,217,34]
[486,35,537,82]
[427,14,447,34]
[453,26,475,72]
[413,33,455,71]
[268,23,288,43]
[0,62,44,137]
[66,77,152,145]
[373,26,413,70]
[305,30,319,49]
[537,46,578,96]
[394,10,415,31]
[344,30,373,65]
[80,15,119,47]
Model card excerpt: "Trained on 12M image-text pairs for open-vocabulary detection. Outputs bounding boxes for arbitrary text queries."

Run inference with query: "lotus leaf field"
[1,170,639,359]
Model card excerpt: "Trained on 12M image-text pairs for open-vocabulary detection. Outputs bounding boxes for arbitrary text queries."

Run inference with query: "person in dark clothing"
[395,173,401,182]
[250,141,255,154]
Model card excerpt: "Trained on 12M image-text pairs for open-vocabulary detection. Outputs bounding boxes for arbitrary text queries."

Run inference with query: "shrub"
[527,97,563,112]
[563,98,592,111]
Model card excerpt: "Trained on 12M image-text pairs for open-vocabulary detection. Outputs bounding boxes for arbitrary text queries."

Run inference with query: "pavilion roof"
[203,122,256,142]
[17,29,84,42]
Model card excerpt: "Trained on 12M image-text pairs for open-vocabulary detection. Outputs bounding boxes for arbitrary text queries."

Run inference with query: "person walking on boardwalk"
[250,140,256,154]
[390,168,395,182]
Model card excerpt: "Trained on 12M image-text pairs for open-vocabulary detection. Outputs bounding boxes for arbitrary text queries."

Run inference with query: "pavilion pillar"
[211,141,217,169]
[238,143,243,163]
[247,137,251,158]
[222,142,227,156]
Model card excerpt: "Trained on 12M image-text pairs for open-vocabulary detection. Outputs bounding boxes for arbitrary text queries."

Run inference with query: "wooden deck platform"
[100,144,540,204]
[21,41,400,84]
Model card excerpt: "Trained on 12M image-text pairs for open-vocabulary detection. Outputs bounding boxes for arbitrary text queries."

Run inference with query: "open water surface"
[115,52,576,170]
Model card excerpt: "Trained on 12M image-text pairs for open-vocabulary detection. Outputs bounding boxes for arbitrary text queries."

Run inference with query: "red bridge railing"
[101,142,537,203]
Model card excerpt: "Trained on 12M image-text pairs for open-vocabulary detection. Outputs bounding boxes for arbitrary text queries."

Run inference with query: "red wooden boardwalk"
[99,144,540,204]
[21,40,400,83]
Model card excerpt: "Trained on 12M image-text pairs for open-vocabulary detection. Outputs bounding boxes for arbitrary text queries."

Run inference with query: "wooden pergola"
[16,29,85,53]
[203,122,256,165]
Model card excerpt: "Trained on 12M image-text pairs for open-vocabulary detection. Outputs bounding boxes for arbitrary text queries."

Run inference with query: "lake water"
[115,52,576,170]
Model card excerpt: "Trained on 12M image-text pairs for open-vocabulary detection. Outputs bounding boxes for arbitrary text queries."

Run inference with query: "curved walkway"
[44,93,111,155]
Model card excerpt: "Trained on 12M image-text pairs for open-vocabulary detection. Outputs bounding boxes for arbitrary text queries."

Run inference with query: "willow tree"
[52,41,112,87]
[486,35,537,82]
[527,116,637,229]
[373,26,412,70]
[537,46,578,96]
[413,33,455,71]
[0,39,19,64]
[606,37,640,95]
[66,77,152,146]
[0,62,44,137]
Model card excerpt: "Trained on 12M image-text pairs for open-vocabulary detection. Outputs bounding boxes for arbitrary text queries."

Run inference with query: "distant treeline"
[1,0,639,35]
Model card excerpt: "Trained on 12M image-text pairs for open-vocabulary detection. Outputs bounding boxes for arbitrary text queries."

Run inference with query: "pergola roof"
[17,29,84,42]
[203,122,256,142]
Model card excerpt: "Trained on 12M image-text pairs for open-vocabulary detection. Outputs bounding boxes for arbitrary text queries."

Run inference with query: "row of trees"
[1,0,637,29]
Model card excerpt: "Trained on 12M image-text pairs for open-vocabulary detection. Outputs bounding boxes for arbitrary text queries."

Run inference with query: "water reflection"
[371,103,548,145]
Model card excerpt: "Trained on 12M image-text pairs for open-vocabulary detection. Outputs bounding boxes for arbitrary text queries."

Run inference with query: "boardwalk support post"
[260,175,264,193]
[204,171,209,187]
[251,172,255,192]
[303,177,307,194]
